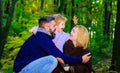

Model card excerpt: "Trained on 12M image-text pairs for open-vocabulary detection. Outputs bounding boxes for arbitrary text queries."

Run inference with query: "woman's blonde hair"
[75,25,89,49]
[53,14,67,26]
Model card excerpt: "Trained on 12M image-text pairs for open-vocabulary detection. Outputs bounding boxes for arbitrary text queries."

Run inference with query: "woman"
[53,25,94,73]
[63,25,93,73]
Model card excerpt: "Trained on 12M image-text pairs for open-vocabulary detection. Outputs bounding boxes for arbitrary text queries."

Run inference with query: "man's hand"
[82,53,91,63]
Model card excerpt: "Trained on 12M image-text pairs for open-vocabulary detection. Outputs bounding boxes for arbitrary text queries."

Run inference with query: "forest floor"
[0,54,118,73]
[93,56,117,73]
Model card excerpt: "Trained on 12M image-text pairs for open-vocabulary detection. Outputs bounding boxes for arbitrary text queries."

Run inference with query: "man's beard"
[51,32,56,39]
[50,29,56,39]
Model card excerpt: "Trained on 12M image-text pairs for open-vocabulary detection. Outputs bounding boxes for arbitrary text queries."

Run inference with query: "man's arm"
[56,53,91,64]
[37,33,90,64]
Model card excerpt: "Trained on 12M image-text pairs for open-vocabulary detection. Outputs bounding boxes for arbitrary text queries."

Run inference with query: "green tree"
[40,0,44,10]
[0,0,18,67]
[104,1,112,41]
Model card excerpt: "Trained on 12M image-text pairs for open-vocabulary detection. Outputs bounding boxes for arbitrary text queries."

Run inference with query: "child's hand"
[29,29,36,34]
[56,57,64,64]
[29,26,38,34]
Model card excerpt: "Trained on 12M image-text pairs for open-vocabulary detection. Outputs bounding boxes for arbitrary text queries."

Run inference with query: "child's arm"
[29,26,39,34]
[29,29,37,34]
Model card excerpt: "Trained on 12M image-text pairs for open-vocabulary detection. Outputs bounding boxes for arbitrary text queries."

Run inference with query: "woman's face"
[56,21,65,32]
[70,27,78,41]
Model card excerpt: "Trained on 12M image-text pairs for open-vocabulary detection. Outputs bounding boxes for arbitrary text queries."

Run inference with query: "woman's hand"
[56,57,64,64]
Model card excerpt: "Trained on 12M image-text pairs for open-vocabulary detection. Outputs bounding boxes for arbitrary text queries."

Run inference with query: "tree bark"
[54,0,59,6]
[4,1,10,14]
[0,0,3,37]
[104,1,112,41]
[54,0,60,12]
[58,0,64,13]
[40,0,44,10]
[110,0,120,72]
[0,0,3,65]
[70,0,75,30]
[0,0,18,67]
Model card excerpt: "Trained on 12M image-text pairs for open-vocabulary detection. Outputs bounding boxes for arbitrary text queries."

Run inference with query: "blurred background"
[0,0,120,73]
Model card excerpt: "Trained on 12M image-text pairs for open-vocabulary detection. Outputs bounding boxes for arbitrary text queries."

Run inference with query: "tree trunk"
[40,0,44,10]
[63,1,67,14]
[54,0,60,13]
[104,1,112,41]
[4,1,10,14]
[110,0,120,72]
[0,0,3,67]
[0,0,18,67]
[70,0,75,30]
[58,0,64,13]
[54,0,59,6]
[0,0,3,36]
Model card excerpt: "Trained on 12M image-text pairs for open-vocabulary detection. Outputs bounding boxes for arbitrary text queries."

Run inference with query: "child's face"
[56,21,65,32]
[70,27,78,41]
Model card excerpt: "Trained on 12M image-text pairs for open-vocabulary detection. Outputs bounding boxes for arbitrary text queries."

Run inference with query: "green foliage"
[1,30,31,71]
[1,36,26,70]
[75,0,80,4]
[1,0,117,72]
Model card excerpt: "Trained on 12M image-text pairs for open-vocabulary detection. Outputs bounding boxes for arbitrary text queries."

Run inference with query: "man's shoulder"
[36,32,52,40]
[36,32,49,36]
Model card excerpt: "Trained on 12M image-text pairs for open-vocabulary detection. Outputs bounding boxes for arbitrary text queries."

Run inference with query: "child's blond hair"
[53,14,67,26]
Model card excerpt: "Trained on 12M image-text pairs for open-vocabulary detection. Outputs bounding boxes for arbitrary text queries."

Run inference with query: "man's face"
[48,20,56,38]
[49,20,56,33]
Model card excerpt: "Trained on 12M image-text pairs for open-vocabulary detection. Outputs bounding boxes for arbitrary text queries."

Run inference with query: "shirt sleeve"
[36,34,83,64]
[31,26,39,32]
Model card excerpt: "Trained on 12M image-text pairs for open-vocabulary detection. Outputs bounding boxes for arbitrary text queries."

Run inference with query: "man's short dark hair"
[38,15,55,25]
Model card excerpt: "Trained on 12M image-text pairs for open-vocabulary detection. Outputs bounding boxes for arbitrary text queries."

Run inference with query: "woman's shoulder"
[74,47,91,56]
[64,39,73,45]
[63,39,75,53]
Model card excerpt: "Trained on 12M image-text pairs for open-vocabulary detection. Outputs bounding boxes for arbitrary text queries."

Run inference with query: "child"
[53,14,69,52]
[53,25,94,73]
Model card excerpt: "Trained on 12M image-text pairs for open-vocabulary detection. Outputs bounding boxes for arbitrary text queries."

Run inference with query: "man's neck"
[37,27,51,36]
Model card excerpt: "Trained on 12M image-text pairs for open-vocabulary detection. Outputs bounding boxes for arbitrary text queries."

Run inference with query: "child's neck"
[56,29,63,32]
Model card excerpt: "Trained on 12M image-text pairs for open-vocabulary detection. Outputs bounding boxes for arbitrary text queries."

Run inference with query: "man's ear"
[43,25,49,31]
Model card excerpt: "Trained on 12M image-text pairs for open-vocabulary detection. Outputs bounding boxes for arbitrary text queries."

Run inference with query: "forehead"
[50,20,56,23]
[50,20,56,25]
[59,21,65,25]
[73,27,78,30]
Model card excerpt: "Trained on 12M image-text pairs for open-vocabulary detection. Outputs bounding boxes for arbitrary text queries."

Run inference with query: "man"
[13,15,91,73]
